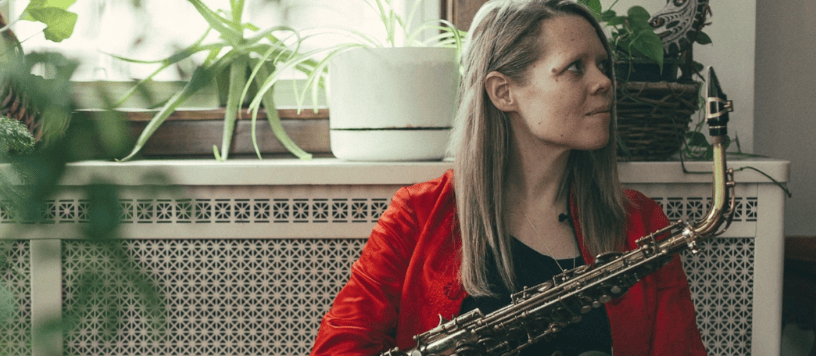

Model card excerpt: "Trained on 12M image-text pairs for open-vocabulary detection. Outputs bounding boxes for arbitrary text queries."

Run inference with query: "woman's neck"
[504,140,571,211]
[503,138,579,259]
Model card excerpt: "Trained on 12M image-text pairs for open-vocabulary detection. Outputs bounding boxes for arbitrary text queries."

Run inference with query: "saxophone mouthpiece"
[705,66,733,137]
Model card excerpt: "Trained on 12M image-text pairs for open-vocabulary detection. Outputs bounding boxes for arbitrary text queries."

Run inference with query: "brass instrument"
[381,67,737,356]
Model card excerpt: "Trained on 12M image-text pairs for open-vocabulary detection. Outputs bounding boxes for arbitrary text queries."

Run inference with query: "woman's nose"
[591,69,612,96]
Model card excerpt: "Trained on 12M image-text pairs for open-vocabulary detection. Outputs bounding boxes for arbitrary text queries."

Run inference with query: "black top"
[459,238,613,356]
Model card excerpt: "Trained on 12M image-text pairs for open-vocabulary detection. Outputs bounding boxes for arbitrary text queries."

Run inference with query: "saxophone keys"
[538,281,554,292]
[594,251,622,266]
[598,294,612,303]
[453,347,480,356]
[436,314,449,328]
[592,300,602,309]
[687,240,700,254]
[578,295,594,313]
[610,286,622,294]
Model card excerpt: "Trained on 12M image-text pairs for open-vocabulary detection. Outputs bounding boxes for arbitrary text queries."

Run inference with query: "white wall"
[755,0,816,237]
[611,0,756,151]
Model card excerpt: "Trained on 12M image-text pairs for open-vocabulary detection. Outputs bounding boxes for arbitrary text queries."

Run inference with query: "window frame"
[5,0,445,110]
[4,0,451,158]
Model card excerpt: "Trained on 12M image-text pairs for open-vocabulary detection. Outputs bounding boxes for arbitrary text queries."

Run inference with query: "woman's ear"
[484,71,516,112]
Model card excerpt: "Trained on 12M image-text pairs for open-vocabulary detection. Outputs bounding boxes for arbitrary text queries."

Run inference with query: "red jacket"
[311,170,706,355]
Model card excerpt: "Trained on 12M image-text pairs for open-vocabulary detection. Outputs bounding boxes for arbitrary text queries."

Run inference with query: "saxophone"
[381,67,737,356]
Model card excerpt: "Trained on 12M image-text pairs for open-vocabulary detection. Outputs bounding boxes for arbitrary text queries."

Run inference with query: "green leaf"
[627,6,651,22]
[110,40,224,106]
[691,60,705,73]
[219,56,249,161]
[605,16,627,27]
[20,0,76,20]
[249,59,312,160]
[579,0,602,18]
[601,10,618,22]
[26,7,77,42]
[0,117,37,155]
[118,63,220,162]
[696,31,712,45]
[20,0,78,42]
[187,0,243,45]
[630,30,664,71]
[685,131,710,148]
[230,0,245,24]
[213,145,222,161]
[27,0,76,10]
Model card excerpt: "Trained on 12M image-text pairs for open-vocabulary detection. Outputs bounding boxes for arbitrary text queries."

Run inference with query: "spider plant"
[115,0,319,161]
[244,0,465,121]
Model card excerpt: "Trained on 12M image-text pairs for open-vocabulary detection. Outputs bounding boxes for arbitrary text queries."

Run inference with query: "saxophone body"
[381,67,737,356]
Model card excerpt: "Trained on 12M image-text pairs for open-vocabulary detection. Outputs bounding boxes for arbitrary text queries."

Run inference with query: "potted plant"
[1,2,78,152]
[0,116,36,157]
[607,3,711,83]
[254,0,464,161]
[113,0,321,162]
[578,0,712,161]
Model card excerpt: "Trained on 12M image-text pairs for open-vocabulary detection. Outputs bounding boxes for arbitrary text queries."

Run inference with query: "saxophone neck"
[690,67,736,237]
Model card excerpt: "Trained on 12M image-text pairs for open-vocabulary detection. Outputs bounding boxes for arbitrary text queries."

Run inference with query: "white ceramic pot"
[328,47,459,161]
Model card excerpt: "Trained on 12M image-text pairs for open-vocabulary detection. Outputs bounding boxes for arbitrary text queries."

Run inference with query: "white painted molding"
[39,158,788,186]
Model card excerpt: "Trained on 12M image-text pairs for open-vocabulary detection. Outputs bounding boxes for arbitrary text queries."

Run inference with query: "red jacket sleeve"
[638,193,708,355]
[310,187,418,356]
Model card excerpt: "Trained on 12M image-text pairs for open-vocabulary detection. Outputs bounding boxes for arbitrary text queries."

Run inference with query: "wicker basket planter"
[616,81,701,161]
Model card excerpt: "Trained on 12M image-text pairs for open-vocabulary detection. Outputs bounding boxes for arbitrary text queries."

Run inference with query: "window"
[6,0,441,82]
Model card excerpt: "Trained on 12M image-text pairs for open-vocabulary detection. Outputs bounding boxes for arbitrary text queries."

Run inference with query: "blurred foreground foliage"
[0,52,166,355]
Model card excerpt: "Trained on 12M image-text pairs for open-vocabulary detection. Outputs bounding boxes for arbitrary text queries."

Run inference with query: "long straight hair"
[448,0,629,297]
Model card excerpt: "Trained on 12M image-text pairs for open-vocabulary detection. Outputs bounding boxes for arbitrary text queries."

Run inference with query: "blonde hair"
[449,0,629,296]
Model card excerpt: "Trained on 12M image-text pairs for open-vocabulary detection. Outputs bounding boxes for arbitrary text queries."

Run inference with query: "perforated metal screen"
[1,193,759,356]
[0,241,31,356]
[62,239,365,356]
[682,238,754,355]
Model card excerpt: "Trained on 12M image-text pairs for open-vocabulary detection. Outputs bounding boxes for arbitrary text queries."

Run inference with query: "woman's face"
[508,15,613,152]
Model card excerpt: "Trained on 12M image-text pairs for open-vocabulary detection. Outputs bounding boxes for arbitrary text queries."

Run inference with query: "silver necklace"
[520,210,577,273]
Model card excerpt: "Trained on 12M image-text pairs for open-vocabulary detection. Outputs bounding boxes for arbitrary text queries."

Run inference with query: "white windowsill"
[46,157,790,186]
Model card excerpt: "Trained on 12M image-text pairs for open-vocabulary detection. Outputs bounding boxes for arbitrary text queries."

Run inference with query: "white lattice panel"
[0,185,402,239]
[681,238,754,356]
[1,196,759,226]
[59,236,756,356]
[650,195,757,223]
[1,194,392,225]
[0,186,760,241]
[0,181,772,356]
[0,240,32,356]
[62,239,365,356]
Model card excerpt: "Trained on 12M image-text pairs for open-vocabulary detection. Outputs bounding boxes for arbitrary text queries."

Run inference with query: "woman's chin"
[573,135,610,151]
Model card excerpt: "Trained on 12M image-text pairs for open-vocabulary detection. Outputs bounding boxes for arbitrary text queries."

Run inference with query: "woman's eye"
[567,63,582,73]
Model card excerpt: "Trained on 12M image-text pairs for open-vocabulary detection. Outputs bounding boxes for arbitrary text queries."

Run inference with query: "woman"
[311,0,706,355]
